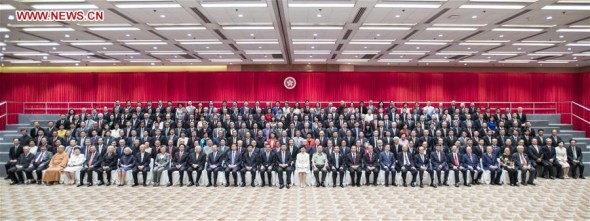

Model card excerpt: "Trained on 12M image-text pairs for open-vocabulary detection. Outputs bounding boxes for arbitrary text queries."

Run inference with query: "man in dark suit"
[98,146,118,186]
[132,145,151,186]
[26,145,53,184]
[4,138,23,180]
[397,144,417,187]
[30,121,44,139]
[276,144,293,189]
[448,145,464,187]
[346,145,363,187]
[431,144,449,186]
[567,139,585,179]
[167,145,188,187]
[258,144,276,187]
[78,146,101,187]
[224,144,242,187]
[513,145,536,185]
[462,146,483,186]
[18,129,32,148]
[379,145,396,187]
[329,146,345,188]
[240,145,258,187]
[527,138,544,177]
[206,145,224,187]
[415,146,435,188]
[482,146,502,185]
[7,146,35,185]
[187,146,207,186]
[363,145,379,186]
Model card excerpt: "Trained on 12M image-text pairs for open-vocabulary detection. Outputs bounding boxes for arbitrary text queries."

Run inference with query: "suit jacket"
[275,150,293,166]
[32,151,53,168]
[482,152,499,170]
[396,151,415,169]
[527,145,543,162]
[134,152,151,170]
[16,152,35,168]
[241,151,258,168]
[379,151,395,169]
[363,151,379,168]
[512,152,534,169]
[448,152,463,167]
[430,151,448,169]
[259,151,277,167]
[189,151,207,169]
[8,145,24,162]
[461,153,480,168]
[566,145,583,162]
[329,152,345,169]
[171,151,189,168]
[101,152,118,169]
[414,153,430,169]
[346,152,362,168]
[84,152,102,168]
[225,150,242,168]
[207,151,224,168]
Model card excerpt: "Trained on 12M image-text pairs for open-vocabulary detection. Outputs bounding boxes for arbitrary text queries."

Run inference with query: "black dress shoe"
[528,182,536,186]
[195,183,200,187]
[225,183,230,187]
[132,184,138,187]
[410,182,415,187]
[333,184,337,188]
[213,183,217,187]
[464,184,471,187]
[206,184,212,187]
[403,183,407,187]
[179,183,183,187]
[261,183,266,187]
[321,182,326,187]
[385,183,389,187]
[187,183,194,187]
[443,182,449,186]
[279,185,285,189]
[286,184,290,189]
[166,184,172,187]
[419,184,423,188]
[373,183,377,186]
[77,184,84,187]
[106,182,111,186]
[340,184,344,188]
[143,183,147,187]
[4,177,10,180]
[233,183,238,187]
[316,183,320,187]
[268,183,272,187]
[97,182,104,186]
[580,177,586,179]
[455,183,460,187]
[87,183,93,187]
[251,183,255,187]
[240,183,245,187]
[430,184,436,188]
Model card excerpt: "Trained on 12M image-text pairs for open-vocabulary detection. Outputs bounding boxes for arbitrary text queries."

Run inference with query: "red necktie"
[454,153,459,166]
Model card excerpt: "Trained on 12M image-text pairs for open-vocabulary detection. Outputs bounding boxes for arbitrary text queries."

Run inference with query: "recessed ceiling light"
[238,14,244,18]
[426,27,478,31]
[187,33,192,36]
[153,46,157,49]
[154,26,205,30]
[291,26,343,30]
[395,15,401,18]
[499,35,504,37]
[359,26,411,30]
[205,46,210,49]
[31,4,97,9]
[288,3,354,7]
[557,29,590,32]
[115,3,181,8]
[88,27,140,31]
[8,15,14,20]
[472,15,478,19]
[375,3,441,8]
[316,14,322,17]
[559,35,564,38]
[250,33,255,36]
[222,26,274,30]
[438,34,443,37]
[546,16,553,20]
[517,48,522,50]
[492,28,543,32]
[201,3,267,7]
[52,47,56,50]
[3,34,8,38]
[125,34,130,37]
[70,42,112,46]
[405,42,447,45]
[23,27,74,32]
[258,46,262,49]
[16,42,59,46]
[459,4,525,9]
[542,5,590,10]
[160,14,166,18]
[310,46,315,49]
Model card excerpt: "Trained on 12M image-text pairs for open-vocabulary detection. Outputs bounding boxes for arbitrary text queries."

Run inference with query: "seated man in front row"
[276,144,293,189]
[258,144,276,187]
[397,144,417,187]
[187,146,207,186]
[363,145,379,186]
[25,145,53,184]
[462,146,483,186]
[379,144,396,187]
[346,145,363,187]
[513,145,536,186]
[224,144,241,187]
[7,146,34,185]
[415,146,436,188]
[206,145,223,187]
[241,145,258,187]
[430,144,449,186]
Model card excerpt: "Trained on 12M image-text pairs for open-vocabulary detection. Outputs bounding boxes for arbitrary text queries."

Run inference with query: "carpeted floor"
[1,178,589,220]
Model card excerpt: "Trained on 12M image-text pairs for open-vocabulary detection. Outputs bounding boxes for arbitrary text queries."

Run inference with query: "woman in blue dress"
[117,147,135,186]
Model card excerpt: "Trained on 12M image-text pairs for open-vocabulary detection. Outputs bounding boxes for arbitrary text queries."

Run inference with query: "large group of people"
[4,100,586,189]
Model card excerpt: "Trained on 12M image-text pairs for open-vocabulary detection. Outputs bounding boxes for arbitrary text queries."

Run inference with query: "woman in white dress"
[63,147,85,185]
[555,141,570,178]
[295,146,310,188]
[365,109,375,122]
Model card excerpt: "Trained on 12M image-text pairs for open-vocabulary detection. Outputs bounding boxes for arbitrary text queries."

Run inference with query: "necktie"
[520,153,527,166]
[88,153,94,167]
[232,151,235,164]
[336,154,339,168]
[352,154,356,164]
[282,152,285,163]
[454,153,459,166]
[572,147,577,159]
[369,153,373,162]
[437,152,441,162]
[404,153,409,166]
[35,152,44,163]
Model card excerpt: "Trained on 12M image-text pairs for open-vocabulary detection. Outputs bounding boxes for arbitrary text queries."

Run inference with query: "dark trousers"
[79,167,98,184]
[167,166,186,185]
[452,168,464,184]
[364,167,379,185]
[7,166,25,183]
[224,167,239,185]
[96,167,113,182]
[187,166,203,184]
[277,166,293,185]
[259,165,273,185]
[24,163,47,180]
[398,167,417,184]
[504,168,517,185]
[569,162,585,178]
[435,167,449,184]
[313,165,327,184]
[240,167,257,185]
[519,167,536,184]
[418,168,434,185]
[4,163,15,178]
[348,167,362,186]
[331,168,345,185]
[464,168,483,184]
[382,167,396,185]
[132,167,149,184]
[206,167,221,185]
[488,168,503,184]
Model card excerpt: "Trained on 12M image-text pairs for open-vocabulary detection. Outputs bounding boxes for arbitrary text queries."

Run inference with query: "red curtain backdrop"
[0,72,581,103]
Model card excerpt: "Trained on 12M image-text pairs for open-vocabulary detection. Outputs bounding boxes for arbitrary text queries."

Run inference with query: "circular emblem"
[284,76,296,89]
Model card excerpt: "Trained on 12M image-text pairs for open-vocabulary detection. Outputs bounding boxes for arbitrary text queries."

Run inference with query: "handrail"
[0,101,7,129]
[572,114,590,125]
[572,101,590,112]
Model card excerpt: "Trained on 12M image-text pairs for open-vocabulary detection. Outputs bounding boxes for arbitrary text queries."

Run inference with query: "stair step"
[528,120,550,127]
[559,130,586,138]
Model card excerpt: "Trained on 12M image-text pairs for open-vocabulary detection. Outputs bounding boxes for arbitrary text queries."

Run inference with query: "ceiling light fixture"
[542,4,590,10]
[426,27,478,31]
[556,28,590,32]
[22,27,74,32]
[459,4,525,9]
[288,3,354,7]
[291,26,343,30]
[375,3,441,8]
[88,27,140,31]
[201,3,267,7]
[31,4,97,9]
[492,28,543,32]
[222,26,274,30]
[115,3,181,8]
[154,26,206,30]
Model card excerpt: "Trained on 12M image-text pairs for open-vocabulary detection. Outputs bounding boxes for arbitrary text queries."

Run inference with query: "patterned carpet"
[1,178,589,220]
